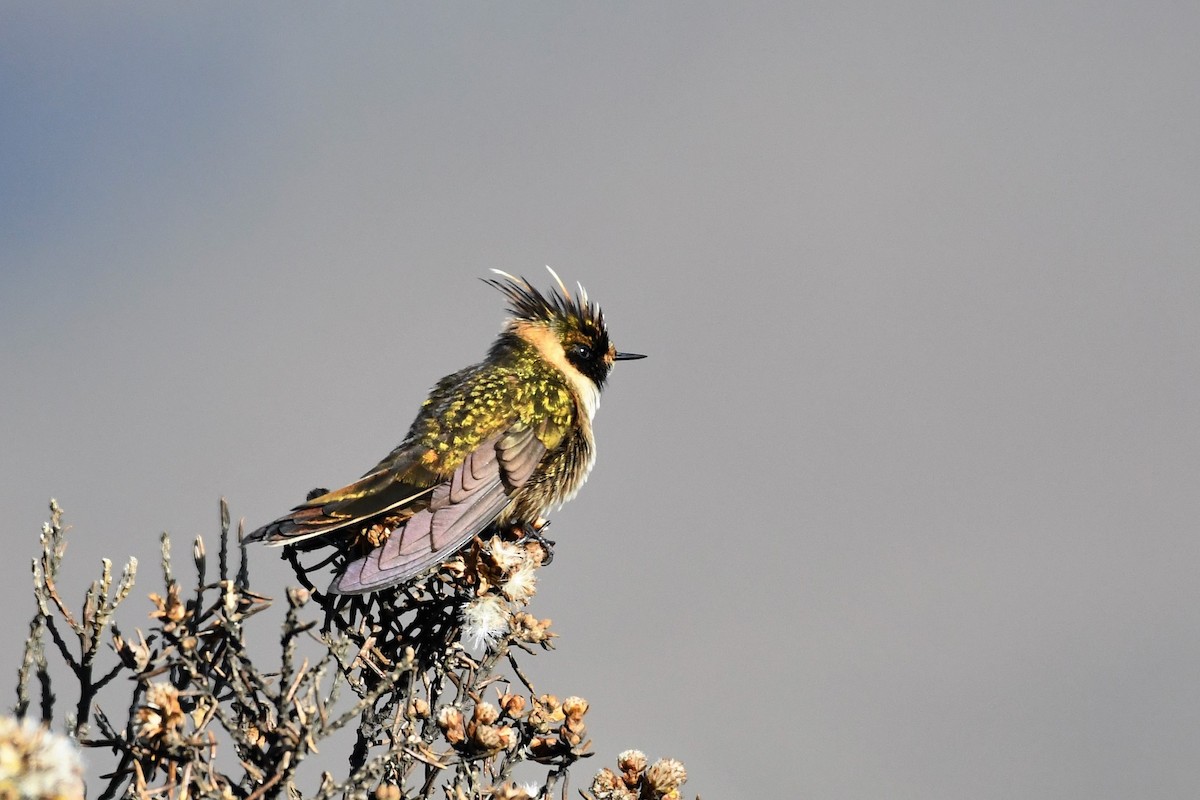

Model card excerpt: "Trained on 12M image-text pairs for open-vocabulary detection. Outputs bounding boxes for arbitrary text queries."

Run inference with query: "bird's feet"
[518,519,556,565]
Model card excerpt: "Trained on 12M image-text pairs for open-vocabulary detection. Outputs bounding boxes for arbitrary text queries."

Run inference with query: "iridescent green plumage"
[246,269,643,593]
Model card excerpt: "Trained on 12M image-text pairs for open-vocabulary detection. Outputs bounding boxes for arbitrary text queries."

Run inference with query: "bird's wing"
[243,454,441,546]
[331,423,547,593]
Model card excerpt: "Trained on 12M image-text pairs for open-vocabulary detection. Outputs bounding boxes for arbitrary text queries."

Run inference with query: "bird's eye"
[569,343,593,361]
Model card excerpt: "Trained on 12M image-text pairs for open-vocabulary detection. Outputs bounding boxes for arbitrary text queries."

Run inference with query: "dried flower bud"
[147,583,188,632]
[134,682,186,748]
[0,716,84,800]
[484,536,526,572]
[558,719,586,748]
[527,694,564,731]
[436,706,465,745]
[644,759,688,796]
[616,749,646,772]
[111,629,152,672]
[498,692,526,717]
[469,723,500,751]
[286,587,310,608]
[562,696,589,720]
[472,702,500,726]
[243,721,263,748]
[471,723,517,752]
[617,749,647,784]
[559,695,589,747]
[496,724,520,753]
[407,698,430,718]
[589,768,620,800]
[440,556,468,579]
[529,735,561,761]
[510,612,555,645]
[488,782,535,800]
[497,726,518,750]
[374,783,402,800]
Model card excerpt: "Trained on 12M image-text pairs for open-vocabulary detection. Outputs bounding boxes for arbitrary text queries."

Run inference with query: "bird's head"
[485,267,645,396]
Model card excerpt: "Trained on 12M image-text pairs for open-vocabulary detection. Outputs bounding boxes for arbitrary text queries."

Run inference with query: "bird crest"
[484,266,606,341]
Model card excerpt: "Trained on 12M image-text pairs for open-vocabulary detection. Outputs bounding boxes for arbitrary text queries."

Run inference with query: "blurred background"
[3,3,1199,797]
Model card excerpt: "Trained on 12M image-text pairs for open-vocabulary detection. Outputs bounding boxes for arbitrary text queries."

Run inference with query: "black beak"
[614,351,647,361]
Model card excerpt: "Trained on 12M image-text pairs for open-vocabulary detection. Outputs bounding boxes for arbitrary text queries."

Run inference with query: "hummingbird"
[246,268,645,594]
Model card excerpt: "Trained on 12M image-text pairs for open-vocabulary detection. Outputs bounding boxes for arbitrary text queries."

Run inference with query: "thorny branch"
[10,499,693,800]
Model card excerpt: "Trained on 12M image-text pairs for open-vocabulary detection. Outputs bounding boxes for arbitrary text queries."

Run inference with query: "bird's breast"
[504,424,595,522]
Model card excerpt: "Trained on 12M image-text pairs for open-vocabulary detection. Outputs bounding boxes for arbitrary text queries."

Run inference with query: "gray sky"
[4,3,1200,797]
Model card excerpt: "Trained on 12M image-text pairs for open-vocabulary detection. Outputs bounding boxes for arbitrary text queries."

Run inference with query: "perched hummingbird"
[246,269,645,594]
